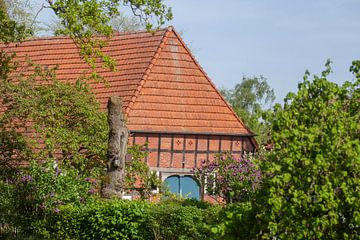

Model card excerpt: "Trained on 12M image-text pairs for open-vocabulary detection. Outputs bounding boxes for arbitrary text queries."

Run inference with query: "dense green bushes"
[210,202,259,240]
[143,199,220,240]
[1,194,260,239]
[47,200,148,239]
[42,198,222,240]
[42,198,264,240]
[0,159,95,239]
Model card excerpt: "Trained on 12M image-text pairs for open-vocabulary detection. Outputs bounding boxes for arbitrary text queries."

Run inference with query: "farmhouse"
[3,26,257,200]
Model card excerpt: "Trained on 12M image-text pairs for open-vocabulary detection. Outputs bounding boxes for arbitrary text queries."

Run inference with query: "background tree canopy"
[221,75,275,145]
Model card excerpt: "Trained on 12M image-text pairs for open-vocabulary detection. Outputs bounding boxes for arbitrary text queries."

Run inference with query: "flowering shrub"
[0,158,97,238]
[193,152,262,204]
[0,62,107,238]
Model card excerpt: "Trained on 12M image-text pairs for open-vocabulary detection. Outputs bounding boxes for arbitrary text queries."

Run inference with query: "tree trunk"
[101,96,128,198]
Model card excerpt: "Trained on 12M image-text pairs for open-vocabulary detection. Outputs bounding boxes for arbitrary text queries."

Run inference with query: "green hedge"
[43,198,222,240]
[142,199,220,240]
[2,195,256,240]
[46,199,148,240]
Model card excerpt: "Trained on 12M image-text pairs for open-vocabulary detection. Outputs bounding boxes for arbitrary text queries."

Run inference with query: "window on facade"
[164,175,200,200]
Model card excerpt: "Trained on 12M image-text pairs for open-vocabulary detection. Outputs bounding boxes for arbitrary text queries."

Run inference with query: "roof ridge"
[124,26,173,115]
[170,28,256,137]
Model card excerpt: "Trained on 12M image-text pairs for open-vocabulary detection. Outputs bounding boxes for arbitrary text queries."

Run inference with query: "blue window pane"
[164,175,180,195]
[181,176,200,200]
[164,175,200,200]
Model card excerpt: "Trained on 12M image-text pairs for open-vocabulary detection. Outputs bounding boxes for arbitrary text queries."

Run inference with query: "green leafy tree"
[0,62,108,177]
[258,60,360,239]
[1,0,172,73]
[0,63,107,237]
[0,0,172,179]
[48,10,143,36]
[43,0,172,72]
[1,1,172,236]
[221,76,275,145]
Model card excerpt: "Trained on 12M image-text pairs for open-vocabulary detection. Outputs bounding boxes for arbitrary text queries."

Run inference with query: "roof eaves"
[124,26,173,116]
[170,28,257,137]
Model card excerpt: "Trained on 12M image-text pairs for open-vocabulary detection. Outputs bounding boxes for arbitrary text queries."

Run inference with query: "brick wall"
[129,132,256,169]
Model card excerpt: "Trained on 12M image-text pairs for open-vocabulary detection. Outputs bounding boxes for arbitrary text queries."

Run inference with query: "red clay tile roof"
[1,26,254,136]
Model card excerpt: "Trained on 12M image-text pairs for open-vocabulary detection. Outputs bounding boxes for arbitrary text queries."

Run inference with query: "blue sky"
[165,0,360,102]
[35,0,360,103]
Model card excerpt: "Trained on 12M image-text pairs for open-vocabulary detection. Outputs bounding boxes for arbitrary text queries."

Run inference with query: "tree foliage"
[124,144,161,200]
[1,0,172,237]
[1,0,172,74]
[221,76,275,145]
[258,60,360,239]
[0,0,172,177]
[0,62,107,236]
[44,0,171,71]
[0,62,108,179]
[0,0,32,43]
[48,11,142,36]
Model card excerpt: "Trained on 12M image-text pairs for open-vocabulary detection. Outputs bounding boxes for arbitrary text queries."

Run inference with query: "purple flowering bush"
[0,158,97,237]
[194,152,262,204]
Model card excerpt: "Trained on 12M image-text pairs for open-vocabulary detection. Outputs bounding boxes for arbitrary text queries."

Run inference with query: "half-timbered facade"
[3,26,257,200]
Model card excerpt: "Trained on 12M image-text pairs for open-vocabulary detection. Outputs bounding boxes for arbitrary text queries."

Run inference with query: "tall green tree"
[0,59,109,238]
[0,1,172,236]
[44,0,172,71]
[1,63,108,173]
[0,0,172,180]
[258,60,360,239]
[221,75,275,145]
[1,0,172,71]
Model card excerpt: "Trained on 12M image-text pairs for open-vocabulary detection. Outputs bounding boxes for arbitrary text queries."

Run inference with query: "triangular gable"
[127,27,253,135]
